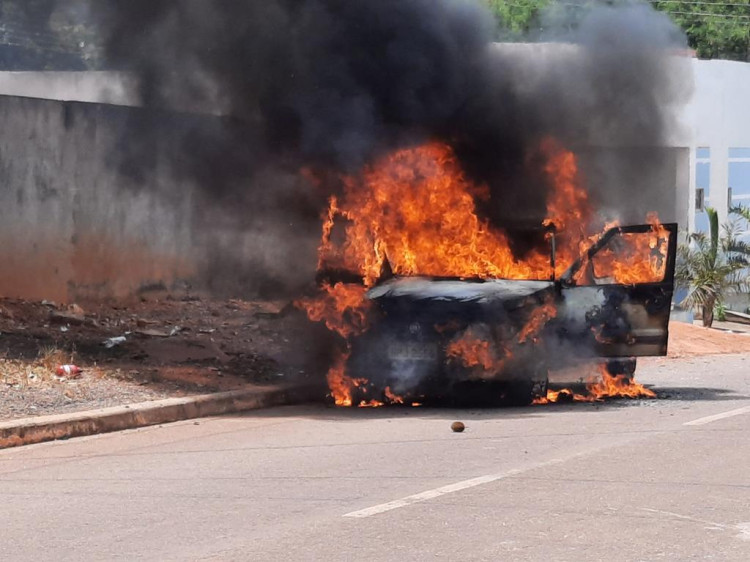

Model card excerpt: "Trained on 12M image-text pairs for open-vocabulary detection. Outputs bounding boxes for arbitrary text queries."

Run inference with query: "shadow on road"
[651,386,749,402]
[243,382,750,423]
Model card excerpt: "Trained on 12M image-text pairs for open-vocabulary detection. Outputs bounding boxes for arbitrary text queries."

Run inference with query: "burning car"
[348,221,677,406]
[299,141,678,407]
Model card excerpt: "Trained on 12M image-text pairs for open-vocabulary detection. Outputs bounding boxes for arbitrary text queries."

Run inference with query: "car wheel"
[606,357,637,379]
[503,380,537,407]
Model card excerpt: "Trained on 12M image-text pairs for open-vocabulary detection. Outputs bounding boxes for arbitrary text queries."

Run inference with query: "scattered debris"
[49,310,86,326]
[67,304,85,317]
[0,294,310,422]
[136,326,183,338]
[254,301,292,319]
[103,336,127,349]
[136,329,171,338]
[56,365,83,378]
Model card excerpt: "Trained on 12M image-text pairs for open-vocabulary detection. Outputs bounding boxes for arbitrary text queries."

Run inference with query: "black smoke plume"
[91,0,691,291]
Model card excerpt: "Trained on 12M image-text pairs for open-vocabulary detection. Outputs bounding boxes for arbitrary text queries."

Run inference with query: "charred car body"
[346,223,677,406]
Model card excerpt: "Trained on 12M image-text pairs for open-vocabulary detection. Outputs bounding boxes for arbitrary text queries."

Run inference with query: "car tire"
[606,357,637,379]
[503,380,537,407]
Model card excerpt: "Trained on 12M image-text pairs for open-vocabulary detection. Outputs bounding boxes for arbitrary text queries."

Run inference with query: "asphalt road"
[2,353,750,561]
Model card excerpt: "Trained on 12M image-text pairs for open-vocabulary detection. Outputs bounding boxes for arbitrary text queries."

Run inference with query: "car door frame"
[555,222,679,357]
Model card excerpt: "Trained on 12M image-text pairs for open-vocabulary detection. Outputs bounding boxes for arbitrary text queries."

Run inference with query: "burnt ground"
[0,293,330,421]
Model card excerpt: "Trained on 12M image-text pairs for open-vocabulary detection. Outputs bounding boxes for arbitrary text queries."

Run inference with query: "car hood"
[366,277,554,304]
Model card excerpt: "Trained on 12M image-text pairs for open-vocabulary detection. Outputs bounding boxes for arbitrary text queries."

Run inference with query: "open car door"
[556,222,678,357]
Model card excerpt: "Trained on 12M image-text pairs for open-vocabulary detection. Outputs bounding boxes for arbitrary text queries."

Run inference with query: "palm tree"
[676,207,750,327]
[732,204,750,229]
[726,205,750,280]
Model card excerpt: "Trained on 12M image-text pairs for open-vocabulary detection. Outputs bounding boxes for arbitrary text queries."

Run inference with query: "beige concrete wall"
[0,95,194,302]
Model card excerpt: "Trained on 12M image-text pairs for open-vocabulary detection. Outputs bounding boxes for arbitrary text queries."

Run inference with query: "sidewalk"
[0,382,324,450]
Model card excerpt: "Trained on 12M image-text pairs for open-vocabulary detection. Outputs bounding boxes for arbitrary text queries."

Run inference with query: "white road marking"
[683,405,750,426]
[640,508,727,530]
[642,509,750,542]
[343,457,567,518]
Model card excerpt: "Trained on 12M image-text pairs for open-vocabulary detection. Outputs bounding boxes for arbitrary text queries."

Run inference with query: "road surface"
[2,354,750,561]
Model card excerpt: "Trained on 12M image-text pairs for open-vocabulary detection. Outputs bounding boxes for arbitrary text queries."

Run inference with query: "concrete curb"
[0,384,322,450]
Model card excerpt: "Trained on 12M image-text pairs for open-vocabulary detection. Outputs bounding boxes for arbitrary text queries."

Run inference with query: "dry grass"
[1,346,77,389]
[0,346,171,421]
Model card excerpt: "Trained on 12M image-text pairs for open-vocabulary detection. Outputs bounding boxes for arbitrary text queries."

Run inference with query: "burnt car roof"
[366,277,553,303]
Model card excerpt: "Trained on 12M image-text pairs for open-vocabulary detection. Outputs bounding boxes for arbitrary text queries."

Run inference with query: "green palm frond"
[730,204,750,224]
[676,206,749,315]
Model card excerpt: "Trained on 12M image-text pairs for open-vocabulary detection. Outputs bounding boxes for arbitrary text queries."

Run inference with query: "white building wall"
[681,59,750,231]
[0,71,140,107]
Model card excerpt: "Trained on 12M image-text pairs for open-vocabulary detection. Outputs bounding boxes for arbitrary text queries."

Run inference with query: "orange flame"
[296,283,369,340]
[299,139,668,406]
[532,388,588,404]
[446,331,497,371]
[590,213,669,284]
[534,364,656,404]
[587,365,656,400]
[317,142,573,285]
[518,300,558,344]
[384,386,405,405]
[541,138,593,274]
[358,400,385,408]
[326,351,355,407]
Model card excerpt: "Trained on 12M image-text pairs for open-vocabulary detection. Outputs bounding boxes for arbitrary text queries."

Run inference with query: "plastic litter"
[56,365,82,378]
[103,336,127,349]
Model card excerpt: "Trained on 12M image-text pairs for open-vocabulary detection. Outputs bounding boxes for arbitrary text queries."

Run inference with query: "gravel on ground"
[0,294,323,421]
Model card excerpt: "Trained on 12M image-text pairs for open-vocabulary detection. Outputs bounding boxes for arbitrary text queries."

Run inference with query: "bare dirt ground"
[2,291,750,422]
[0,293,327,421]
[667,321,750,357]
